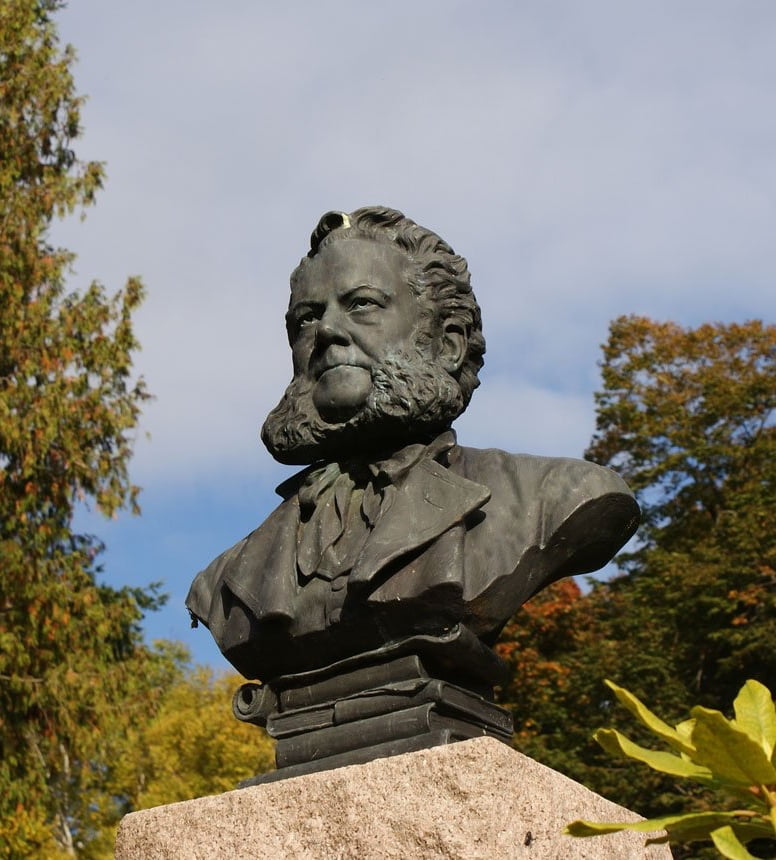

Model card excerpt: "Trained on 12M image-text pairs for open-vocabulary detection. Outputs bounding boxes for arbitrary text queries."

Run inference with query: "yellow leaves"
[568,680,776,853]
[0,798,58,859]
[733,680,776,762]
[603,680,696,756]
[116,669,275,810]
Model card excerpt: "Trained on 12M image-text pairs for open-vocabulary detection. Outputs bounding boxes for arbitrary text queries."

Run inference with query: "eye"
[348,293,384,312]
[287,310,318,342]
[297,310,317,326]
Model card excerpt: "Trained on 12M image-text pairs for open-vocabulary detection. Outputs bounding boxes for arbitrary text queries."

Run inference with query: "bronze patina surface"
[186,207,639,781]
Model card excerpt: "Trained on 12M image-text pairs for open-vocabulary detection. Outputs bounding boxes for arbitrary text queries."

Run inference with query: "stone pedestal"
[115,737,671,859]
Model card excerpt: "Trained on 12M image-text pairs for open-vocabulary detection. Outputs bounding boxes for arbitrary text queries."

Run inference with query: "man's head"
[261,206,486,464]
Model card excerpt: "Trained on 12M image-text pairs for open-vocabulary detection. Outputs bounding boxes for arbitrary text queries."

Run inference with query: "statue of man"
[186,207,639,686]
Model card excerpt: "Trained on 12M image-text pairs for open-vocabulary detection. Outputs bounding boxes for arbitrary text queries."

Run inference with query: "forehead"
[291,237,415,302]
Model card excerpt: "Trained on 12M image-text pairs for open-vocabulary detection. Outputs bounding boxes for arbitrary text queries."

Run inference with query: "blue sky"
[53,2,776,669]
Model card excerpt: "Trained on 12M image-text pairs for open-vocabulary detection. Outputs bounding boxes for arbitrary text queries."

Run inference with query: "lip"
[315,362,368,380]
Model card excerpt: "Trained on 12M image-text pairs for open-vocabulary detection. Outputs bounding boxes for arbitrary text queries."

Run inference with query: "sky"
[53,1,776,670]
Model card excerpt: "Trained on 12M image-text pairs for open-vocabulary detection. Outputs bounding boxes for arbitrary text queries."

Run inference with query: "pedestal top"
[116,737,671,859]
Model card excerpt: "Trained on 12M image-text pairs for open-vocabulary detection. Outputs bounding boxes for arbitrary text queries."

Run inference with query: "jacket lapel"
[349,457,490,588]
[221,496,300,623]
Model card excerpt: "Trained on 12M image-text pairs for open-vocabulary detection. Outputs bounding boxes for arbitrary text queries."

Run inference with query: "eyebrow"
[341,285,390,302]
[287,299,321,315]
[287,284,390,315]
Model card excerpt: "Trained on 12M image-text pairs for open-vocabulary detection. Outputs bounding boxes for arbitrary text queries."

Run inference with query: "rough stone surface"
[115,737,672,859]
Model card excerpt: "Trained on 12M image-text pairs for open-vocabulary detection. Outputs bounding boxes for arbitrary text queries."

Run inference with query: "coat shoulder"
[452,445,634,500]
[451,444,640,577]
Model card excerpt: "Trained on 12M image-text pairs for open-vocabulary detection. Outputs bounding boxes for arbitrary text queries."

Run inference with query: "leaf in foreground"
[593,728,713,781]
[604,679,695,755]
[691,706,776,787]
[710,825,758,860]
[732,680,776,761]
[565,811,773,844]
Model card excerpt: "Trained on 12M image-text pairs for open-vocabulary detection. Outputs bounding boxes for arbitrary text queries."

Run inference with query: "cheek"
[291,336,314,372]
[358,316,419,357]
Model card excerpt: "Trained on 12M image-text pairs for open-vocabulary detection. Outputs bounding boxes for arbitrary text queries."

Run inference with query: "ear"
[439,321,468,374]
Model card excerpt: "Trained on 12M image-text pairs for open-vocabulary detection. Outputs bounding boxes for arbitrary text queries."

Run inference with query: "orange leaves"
[499,578,582,645]
[496,580,584,737]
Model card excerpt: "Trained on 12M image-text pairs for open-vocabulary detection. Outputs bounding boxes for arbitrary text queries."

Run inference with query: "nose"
[315,305,349,349]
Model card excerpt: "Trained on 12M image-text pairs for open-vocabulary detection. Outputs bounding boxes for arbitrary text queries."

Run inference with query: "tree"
[497,316,775,839]
[115,669,275,813]
[0,2,165,855]
[495,580,581,742]
[586,316,775,707]
[497,578,692,822]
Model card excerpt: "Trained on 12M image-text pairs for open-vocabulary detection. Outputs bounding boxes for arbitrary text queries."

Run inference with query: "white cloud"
[50,1,776,485]
[44,0,776,665]
[455,378,594,459]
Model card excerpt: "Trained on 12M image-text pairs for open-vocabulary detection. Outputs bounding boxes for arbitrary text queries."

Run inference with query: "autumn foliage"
[496,579,580,740]
[0,2,163,855]
[115,669,275,812]
[497,316,775,838]
[2,3,774,854]
[0,6,278,855]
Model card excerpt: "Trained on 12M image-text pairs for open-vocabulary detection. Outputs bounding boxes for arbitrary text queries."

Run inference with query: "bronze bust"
[186,207,639,781]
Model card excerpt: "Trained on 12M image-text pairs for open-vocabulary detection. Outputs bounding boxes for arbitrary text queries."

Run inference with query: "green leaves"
[585,315,776,714]
[593,729,713,781]
[566,811,772,844]
[603,680,696,755]
[0,2,157,854]
[734,680,776,761]
[566,679,776,856]
[691,705,776,787]
[710,826,758,860]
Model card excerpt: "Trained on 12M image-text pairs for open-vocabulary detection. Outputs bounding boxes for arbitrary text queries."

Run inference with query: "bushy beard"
[261,350,464,465]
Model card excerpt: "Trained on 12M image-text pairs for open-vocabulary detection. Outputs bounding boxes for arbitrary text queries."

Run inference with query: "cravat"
[295,432,456,581]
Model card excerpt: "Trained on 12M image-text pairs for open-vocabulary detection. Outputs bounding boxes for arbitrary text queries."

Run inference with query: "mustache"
[261,351,464,465]
[311,356,370,379]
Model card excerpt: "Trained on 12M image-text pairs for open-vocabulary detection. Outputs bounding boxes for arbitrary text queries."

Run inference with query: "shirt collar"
[368,430,457,484]
[275,429,458,499]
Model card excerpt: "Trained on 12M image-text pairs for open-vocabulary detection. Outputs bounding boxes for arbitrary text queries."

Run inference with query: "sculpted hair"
[291,206,486,409]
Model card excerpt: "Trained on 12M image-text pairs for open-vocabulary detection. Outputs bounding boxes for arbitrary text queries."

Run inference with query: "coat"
[185,440,639,681]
